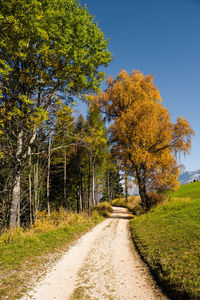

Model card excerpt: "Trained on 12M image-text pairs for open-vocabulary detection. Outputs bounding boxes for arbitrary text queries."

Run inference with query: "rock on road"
[22,207,168,300]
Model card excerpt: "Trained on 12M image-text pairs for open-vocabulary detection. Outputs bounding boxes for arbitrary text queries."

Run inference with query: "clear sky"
[80,0,200,172]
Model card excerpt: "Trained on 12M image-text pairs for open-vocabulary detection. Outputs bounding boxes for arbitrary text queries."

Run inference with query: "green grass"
[0,212,104,299]
[130,181,200,299]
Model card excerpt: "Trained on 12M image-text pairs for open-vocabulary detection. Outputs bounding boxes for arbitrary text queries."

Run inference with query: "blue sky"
[80,0,200,172]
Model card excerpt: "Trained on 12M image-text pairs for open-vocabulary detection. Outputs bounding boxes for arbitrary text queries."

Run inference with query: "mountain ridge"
[179,169,200,185]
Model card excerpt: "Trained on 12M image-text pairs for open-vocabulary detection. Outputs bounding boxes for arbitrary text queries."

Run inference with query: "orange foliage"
[93,70,194,209]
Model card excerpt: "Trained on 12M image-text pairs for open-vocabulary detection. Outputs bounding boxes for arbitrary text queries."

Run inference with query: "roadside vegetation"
[94,202,113,217]
[130,181,200,299]
[111,192,164,215]
[0,210,104,299]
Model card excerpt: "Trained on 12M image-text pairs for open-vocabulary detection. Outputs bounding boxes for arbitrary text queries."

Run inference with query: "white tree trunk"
[34,160,39,219]
[125,165,128,203]
[9,130,23,229]
[28,146,32,225]
[107,172,110,202]
[64,153,67,207]
[92,156,95,207]
[47,138,51,215]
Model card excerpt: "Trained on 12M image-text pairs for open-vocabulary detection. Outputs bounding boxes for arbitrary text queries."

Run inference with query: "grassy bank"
[0,210,104,299]
[130,181,200,299]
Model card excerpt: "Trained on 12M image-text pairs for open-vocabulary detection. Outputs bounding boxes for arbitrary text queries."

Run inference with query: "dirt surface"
[22,207,168,300]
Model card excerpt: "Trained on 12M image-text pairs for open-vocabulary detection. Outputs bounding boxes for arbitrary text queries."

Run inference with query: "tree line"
[0,0,194,231]
[0,0,124,230]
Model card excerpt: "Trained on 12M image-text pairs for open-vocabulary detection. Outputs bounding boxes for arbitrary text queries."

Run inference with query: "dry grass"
[94,202,113,217]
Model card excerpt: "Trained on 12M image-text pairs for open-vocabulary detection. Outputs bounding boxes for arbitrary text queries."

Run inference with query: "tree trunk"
[79,186,82,212]
[107,171,110,202]
[47,138,51,215]
[28,128,37,224]
[135,166,150,210]
[34,159,39,219]
[9,130,23,230]
[63,153,67,207]
[79,169,83,211]
[96,177,99,205]
[125,166,128,203]
[28,146,32,225]
[88,157,91,210]
[92,156,95,207]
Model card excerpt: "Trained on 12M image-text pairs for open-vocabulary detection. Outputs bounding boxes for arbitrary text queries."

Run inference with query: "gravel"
[22,207,168,300]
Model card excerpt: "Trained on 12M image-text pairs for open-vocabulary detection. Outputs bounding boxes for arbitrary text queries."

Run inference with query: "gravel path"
[22,207,168,300]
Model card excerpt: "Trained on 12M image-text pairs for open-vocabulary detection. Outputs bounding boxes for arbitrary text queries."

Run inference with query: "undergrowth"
[94,202,113,217]
[111,192,165,215]
[111,195,145,214]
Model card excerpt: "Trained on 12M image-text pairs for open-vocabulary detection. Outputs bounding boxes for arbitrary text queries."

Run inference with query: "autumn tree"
[0,0,112,228]
[93,70,194,210]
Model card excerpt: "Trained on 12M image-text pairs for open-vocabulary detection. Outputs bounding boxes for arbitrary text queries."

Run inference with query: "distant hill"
[179,169,200,185]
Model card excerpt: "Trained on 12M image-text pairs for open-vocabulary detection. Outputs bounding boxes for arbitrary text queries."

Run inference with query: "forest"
[0,0,123,231]
[0,0,193,231]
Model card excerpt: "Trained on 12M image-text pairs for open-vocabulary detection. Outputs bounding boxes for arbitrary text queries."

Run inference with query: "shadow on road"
[109,215,133,220]
[109,207,134,220]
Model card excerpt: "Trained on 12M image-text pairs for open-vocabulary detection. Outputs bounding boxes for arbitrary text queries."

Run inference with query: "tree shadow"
[109,213,133,220]
[109,215,133,220]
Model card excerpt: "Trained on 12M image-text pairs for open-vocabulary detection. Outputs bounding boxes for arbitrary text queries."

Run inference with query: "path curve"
[22,207,168,300]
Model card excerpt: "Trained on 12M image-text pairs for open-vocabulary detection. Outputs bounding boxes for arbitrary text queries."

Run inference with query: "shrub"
[111,197,126,207]
[125,196,144,215]
[94,202,113,217]
[147,192,165,209]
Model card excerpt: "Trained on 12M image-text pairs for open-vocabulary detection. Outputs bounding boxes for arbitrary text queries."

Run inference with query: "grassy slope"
[0,214,103,299]
[130,182,200,299]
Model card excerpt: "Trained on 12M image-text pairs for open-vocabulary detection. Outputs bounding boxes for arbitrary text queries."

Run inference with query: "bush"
[110,195,144,215]
[94,202,113,217]
[111,197,126,207]
[111,193,165,215]
[147,192,165,209]
[126,196,144,215]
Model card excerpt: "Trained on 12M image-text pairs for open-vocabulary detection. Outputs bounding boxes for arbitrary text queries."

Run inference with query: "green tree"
[102,158,123,202]
[85,108,108,207]
[0,0,112,229]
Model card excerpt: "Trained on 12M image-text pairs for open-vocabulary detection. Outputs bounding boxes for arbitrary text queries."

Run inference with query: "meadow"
[131,181,200,299]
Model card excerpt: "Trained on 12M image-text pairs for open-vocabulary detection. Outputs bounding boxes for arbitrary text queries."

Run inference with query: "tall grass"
[131,181,200,299]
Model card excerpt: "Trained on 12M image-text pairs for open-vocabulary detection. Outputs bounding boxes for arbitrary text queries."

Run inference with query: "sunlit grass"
[131,181,200,299]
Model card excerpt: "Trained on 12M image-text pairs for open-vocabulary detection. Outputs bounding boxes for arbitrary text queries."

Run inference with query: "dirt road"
[22,207,167,300]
